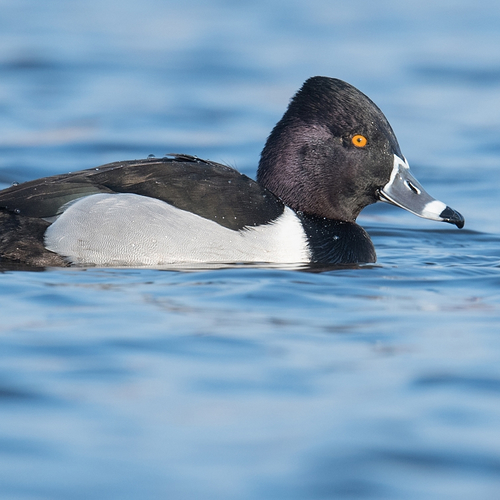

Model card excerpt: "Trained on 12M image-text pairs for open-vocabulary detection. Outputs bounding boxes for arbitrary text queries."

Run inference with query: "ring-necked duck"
[0,77,464,267]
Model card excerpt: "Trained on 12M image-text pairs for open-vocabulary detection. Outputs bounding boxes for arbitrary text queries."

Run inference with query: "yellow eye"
[352,134,367,148]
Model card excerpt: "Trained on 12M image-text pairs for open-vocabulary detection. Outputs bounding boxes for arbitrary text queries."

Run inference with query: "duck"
[0,76,464,267]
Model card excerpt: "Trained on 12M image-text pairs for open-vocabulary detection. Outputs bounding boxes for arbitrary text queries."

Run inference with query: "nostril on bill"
[405,180,421,195]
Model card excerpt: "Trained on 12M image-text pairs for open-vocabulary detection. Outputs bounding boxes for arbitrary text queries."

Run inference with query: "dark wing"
[0,155,284,231]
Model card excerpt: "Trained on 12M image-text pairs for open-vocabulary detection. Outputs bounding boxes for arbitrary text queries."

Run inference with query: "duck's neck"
[297,212,376,264]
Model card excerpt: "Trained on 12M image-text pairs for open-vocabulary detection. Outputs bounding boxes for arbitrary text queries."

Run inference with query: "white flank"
[44,193,311,266]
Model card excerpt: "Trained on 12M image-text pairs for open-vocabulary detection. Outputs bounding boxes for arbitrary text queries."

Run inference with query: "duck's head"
[257,76,464,229]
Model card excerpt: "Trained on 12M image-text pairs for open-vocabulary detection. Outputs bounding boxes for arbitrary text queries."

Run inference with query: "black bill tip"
[440,206,465,229]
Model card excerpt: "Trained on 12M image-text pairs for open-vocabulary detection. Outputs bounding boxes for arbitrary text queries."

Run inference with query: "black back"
[0,155,284,231]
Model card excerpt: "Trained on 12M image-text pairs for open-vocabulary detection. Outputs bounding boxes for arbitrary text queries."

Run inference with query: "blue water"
[1,0,500,498]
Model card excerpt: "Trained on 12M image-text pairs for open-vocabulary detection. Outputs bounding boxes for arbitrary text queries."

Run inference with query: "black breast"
[297,212,376,264]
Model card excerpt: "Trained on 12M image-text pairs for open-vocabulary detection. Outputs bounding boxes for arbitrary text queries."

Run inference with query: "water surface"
[1,1,500,499]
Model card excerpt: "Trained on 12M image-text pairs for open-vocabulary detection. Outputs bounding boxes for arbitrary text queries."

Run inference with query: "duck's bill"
[378,155,464,229]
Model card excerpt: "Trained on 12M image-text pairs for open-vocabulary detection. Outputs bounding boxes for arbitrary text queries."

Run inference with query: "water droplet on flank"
[14,208,21,214]
[11,181,19,186]
[148,154,155,158]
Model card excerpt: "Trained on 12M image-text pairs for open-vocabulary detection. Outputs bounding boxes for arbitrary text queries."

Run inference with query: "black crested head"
[257,76,402,222]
